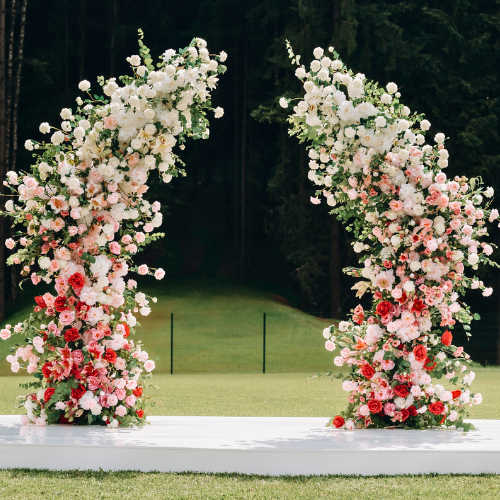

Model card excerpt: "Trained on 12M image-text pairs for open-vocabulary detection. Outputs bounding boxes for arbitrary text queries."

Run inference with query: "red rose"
[136,409,145,418]
[413,345,427,363]
[59,415,71,425]
[408,405,418,417]
[452,390,462,400]
[401,408,410,421]
[394,385,410,398]
[133,386,143,397]
[64,328,80,343]
[361,364,375,379]
[44,387,55,403]
[35,296,47,309]
[441,330,453,346]
[71,385,86,400]
[367,399,383,414]
[429,401,445,415]
[332,415,345,428]
[54,296,68,312]
[104,348,117,364]
[69,272,85,289]
[375,301,392,317]
[76,301,88,312]
[42,362,52,379]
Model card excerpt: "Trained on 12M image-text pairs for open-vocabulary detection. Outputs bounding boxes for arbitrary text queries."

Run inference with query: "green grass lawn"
[1,369,499,418]
[0,470,499,500]
[0,277,338,376]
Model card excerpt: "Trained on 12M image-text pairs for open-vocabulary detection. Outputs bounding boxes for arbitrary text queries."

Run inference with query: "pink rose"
[384,402,396,416]
[59,310,75,325]
[72,349,84,364]
[358,405,370,416]
[121,235,132,244]
[20,415,29,425]
[68,226,78,236]
[144,360,155,372]
[155,268,165,280]
[325,340,336,351]
[450,219,461,230]
[135,232,145,243]
[115,405,127,417]
[107,394,118,407]
[310,197,321,205]
[103,115,118,130]
[5,238,15,250]
[144,223,154,233]
[125,395,136,407]
[137,264,148,275]
[109,241,121,255]
[0,329,11,340]
[115,388,126,400]
[36,417,46,427]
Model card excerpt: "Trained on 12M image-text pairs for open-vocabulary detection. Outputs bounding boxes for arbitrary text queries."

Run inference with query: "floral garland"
[0,32,227,428]
[281,42,496,432]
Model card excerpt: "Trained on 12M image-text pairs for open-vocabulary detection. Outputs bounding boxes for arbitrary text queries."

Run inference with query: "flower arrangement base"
[1,415,499,475]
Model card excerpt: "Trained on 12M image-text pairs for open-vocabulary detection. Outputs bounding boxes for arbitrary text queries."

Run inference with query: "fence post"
[263,312,266,373]
[170,312,173,375]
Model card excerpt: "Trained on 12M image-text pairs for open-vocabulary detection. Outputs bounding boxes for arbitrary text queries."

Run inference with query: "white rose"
[73,127,85,139]
[409,261,421,272]
[39,122,50,134]
[485,187,494,198]
[214,106,224,118]
[79,119,90,130]
[398,119,409,131]
[403,281,415,292]
[375,116,386,128]
[136,65,146,77]
[434,133,445,143]
[412,204,424,216]
[51,131,65,145]
[390,235,401,246]
[386,82,398,94]
[129,55,141,66]
[381,93,392,104]
[420,119,431,131]
[468,253,479,265]
[313,47,324,59]
[279,97,288,109]
[219,51,228,62]
[295,67,306,78]
[310,60,321,72]
[39,257,51,269]
[78,80,91,91]
[353,242,364,253]
[24,139,34,151]
[60,108,72,120]
[327,196,336,207]
[401,106,410,116]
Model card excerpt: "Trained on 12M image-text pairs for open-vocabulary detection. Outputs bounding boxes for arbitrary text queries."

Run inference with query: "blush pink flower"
[109,241,121,255]
[59,310,75,325]
[115,405,127,417]
[155,268,165,280]
[138,264,149,275]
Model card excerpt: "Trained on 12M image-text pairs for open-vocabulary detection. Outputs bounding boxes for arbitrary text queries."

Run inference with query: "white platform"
[1,416,499,475]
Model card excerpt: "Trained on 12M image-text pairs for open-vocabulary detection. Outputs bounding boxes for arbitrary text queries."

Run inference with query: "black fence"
[149,312,499,374]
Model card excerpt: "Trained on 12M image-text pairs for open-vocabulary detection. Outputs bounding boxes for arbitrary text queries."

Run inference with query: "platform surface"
[0,415,499,475]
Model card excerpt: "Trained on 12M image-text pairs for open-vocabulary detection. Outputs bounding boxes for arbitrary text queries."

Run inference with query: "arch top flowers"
[1,32,226,428]
[284,42,496,432]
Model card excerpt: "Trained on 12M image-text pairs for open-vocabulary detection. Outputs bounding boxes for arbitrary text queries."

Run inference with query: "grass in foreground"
[1,369,499,418]
[0,470,499,499]
[0,277,337,376]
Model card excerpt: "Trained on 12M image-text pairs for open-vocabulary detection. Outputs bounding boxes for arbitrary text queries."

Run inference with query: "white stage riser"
[1,447,500,475]
[1,416,499,476]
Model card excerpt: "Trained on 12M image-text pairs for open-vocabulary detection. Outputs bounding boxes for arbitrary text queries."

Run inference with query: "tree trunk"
[79,0,85,81]
[233,43,238,277]
[109,0,117,77]
[330,217,341,318]
[64,0,68,92]
[239,33,248,282]
[5,0,17,169]
[0,0,6,321]
[10,0,26,174]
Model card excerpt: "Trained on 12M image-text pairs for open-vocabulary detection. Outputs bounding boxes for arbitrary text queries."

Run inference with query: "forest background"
[0,0,499,362]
